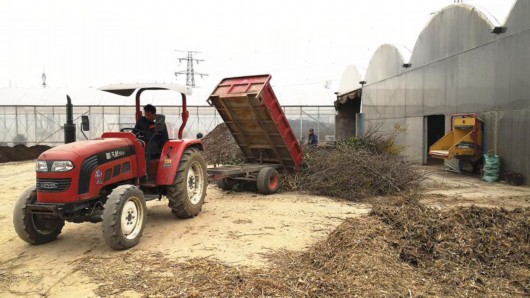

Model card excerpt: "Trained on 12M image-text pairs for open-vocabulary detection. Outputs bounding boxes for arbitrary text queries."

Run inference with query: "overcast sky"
[0,0,516,104]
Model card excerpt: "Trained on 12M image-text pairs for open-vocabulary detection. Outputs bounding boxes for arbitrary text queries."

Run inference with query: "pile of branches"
[286,126,421,200]
[340,122,406,155]
[202,122,419,200]
[201,123,245,165]
[371,198,530,292]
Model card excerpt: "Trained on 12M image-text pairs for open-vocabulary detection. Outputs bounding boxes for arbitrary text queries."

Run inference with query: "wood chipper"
[206,74,303,194]
[429,113,484,172]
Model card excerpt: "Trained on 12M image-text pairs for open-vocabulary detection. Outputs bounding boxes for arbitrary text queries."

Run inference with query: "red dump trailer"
[206,74,303,194]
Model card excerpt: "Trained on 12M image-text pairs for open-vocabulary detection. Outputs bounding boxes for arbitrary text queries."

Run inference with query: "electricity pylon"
[174,50,208,88]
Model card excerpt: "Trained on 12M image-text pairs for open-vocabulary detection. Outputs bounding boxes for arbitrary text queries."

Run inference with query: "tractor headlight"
[51,160,74,172]
[36,160,48,172]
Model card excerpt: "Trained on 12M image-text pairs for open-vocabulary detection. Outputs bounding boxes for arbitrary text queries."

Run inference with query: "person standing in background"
[308,128,318,148]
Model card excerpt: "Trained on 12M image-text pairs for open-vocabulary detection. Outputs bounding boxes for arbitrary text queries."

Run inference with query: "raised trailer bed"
[206,74,302,194]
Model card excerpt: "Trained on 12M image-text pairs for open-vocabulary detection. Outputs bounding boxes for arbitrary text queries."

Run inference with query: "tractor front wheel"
[13,186,65,245]
[167,149,207,218]
[102,185,146,250]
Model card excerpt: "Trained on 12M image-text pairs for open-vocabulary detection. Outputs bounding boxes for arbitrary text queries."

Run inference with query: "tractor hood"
[38,138,134,161]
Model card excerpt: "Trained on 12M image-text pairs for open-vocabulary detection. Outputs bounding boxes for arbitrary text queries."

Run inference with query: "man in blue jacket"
[308,128,318,148]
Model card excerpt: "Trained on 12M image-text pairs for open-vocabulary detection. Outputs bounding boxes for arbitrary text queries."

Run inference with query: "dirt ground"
[0,161,370,297]
[417,166,530,209]
[0,161,528,297]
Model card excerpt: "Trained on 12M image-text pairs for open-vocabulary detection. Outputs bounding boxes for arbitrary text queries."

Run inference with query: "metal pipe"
[64,95,76,143]
[178,94,188,139]
[66,95,73,124]
[135,90,143,121]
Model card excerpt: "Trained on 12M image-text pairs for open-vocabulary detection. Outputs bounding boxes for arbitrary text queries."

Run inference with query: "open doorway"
[425,114,445,165]
[335,91,361,141]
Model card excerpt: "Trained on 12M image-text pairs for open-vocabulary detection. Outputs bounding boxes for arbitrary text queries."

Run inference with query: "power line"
[174,50,208,88]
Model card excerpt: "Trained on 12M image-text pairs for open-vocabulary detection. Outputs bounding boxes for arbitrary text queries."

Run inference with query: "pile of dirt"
[0,145,51,163]
[201,123,245,165]
[76,199,529,296]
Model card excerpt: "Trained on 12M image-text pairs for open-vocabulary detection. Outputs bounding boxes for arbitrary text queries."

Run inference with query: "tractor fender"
[156,139,203,185]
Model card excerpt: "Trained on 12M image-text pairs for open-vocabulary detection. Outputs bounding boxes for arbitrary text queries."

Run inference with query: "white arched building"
[336,0,530,183]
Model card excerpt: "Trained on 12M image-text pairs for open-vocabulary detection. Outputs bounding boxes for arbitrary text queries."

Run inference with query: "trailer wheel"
[167,149,207,218]
[257,167,280,194]
[217,178,237,190]
[102,185,146,250]
[13,186,65,245]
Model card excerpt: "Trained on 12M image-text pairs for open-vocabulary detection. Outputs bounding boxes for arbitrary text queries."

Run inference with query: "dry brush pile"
[286,126,422,200]
[76,198,529,297]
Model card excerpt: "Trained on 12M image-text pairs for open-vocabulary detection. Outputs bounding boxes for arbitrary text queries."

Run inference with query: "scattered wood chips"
[76,197,529,297]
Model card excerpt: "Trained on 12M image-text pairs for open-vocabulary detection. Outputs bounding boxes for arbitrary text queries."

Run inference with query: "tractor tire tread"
[13,186,65,245]
[102,185,146,250]
[166,149,207,219]
[167,151,190,217]
[256,167,280,195]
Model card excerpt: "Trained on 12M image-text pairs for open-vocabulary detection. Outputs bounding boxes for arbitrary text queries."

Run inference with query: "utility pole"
[174,50,208,88]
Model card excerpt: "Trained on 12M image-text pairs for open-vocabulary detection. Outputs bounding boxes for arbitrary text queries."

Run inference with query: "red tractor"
[13,84,208,250]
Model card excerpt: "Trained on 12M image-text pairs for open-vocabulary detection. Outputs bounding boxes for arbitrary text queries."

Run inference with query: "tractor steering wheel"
[120,128,145,140]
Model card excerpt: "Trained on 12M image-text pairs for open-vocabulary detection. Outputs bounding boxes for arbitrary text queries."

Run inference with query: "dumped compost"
[0,145,51,163]
[76,196,529,296]
[201,123,245,165]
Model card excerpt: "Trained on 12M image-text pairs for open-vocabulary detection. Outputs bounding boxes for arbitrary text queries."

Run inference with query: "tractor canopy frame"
[98,83,192,139]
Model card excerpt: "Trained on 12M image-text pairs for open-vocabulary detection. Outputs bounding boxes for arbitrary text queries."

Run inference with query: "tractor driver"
[134,104,169,154]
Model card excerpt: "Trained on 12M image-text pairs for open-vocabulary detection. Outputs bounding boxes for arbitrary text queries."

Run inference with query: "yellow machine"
[429,113,483,172]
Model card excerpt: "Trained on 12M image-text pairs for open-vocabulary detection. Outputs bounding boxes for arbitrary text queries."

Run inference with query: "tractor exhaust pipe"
[64,95,76,144]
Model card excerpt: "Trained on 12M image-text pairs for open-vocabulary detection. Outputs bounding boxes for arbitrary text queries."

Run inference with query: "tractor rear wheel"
[257,167,280,194]
[167,149,207,218]
[13,186,65,245]
[102,185,146,250]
